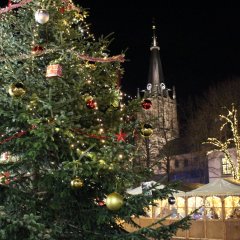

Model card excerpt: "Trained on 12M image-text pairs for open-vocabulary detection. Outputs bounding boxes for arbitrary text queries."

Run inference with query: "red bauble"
[141,99,152,110]
[59,6,65,14]
[86,99,97,109]
[31,45,44,55]
[95,198,106,206]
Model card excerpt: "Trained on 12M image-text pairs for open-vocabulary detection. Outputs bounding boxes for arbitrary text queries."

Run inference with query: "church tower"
[138,24,179,174]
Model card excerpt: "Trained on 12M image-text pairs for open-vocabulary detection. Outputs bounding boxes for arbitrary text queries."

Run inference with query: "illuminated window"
[188,197,204,220]
[154,199,171,219]
[154,197,185,219]
[222,157,232,175]
[225,196,240,219]
[205,196,222,220]
[170,197,185,219]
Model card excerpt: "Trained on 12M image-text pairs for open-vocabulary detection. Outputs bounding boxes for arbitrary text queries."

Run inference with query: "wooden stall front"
[124,179,240,240]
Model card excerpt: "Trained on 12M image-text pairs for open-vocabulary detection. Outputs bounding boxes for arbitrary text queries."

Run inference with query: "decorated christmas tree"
[0,0,191,239]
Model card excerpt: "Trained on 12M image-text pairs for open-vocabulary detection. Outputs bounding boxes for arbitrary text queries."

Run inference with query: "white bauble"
[35,9,49,24]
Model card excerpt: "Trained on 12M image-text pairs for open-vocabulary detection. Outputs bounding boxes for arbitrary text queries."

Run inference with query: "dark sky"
[2,2,240,101]
[77,4,240,101]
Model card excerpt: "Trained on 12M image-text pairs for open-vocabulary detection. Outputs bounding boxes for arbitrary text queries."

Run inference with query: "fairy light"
[99,128,104,134]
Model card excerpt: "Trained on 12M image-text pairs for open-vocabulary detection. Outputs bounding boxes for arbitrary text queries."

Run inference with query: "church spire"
[147,22,165,96]
[152,23,158,48]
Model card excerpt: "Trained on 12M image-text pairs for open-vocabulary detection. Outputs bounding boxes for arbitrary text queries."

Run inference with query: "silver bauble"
[35,9,49,24]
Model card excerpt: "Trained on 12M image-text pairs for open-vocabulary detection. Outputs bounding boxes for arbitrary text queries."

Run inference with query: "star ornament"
[115,130,127,142]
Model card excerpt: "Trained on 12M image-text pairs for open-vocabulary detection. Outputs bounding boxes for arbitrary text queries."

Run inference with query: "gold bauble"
[111,99,119,108]
[8,83,26,97]
[140,124,153,138]
[85,62,96,70]
[106,192,124,211]
[70,177,84,189]
[84,95,93,102]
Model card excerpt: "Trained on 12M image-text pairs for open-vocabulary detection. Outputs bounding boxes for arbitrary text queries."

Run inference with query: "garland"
[77,54,125,63]
[0,48,125,63]
[0,126,128,145]
[0,125,36,145]
[0,0,33,15]
[72,128,107,140]
[0,0,79,15]
[0,130,28,145]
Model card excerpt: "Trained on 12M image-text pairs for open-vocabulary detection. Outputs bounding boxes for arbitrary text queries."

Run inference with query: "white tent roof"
[127,181,163,195]
[185,179,240,196]
[127,181,184,196]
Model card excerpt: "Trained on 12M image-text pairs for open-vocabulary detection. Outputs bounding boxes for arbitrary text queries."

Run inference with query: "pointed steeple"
[147,22,165,96]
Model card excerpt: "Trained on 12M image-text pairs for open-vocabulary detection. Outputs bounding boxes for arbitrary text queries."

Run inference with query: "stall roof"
[185,178,240,196]
[127,181,184,196]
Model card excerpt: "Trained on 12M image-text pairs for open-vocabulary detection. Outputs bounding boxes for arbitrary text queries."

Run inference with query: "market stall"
[125,179,240,240]
[181,178,240,240]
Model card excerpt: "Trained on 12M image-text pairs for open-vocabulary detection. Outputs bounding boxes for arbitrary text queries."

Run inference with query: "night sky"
[2,2,240,101]
[78,5,240,101]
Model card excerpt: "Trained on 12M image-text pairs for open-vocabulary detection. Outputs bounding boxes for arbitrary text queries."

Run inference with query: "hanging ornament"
[140,124,153,138]
[115,130,127,142]
[94,197,106,206]
[0,172,10,185]
[168,196,176,205]
[8,82,26,97]
[31,45,44,55]
[34,9,49,24]
[85,96,97,109]
[141,99,152,110]
[111,89,121,110]
[108,99,120,112]
[85,61,96,70]
[106,192,124,211]
[59,6,65,14]
[46,64,62,78]
[70,177,84,189]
